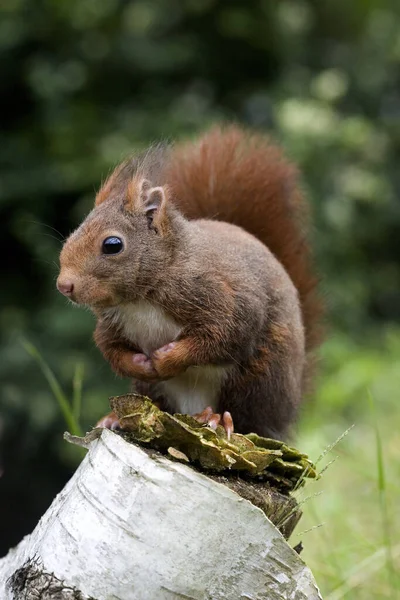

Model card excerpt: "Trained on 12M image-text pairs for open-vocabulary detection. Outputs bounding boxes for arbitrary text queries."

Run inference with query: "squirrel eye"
[102,236,124,255]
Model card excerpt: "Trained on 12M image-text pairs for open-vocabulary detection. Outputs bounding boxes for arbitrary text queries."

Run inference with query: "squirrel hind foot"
[96,411,122,431]
[193,406,234,440]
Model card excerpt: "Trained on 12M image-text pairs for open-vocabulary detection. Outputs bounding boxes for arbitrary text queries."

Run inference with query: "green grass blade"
[22,340,82,437]
[295,522,325,537]
[368,390,398,593]
[315,424,355,466]
[293,427,351,494]
[72,362,84,424]
[326,544,400,600]
[276,491,323,529]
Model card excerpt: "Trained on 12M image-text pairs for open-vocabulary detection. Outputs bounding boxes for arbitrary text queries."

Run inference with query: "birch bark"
[0,429,322,600]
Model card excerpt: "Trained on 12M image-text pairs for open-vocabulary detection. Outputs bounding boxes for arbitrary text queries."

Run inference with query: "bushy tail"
[165,125,322,354]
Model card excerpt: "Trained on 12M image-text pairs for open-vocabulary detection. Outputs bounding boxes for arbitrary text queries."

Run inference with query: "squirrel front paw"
[152,341,190,379]
[114,351,160,381]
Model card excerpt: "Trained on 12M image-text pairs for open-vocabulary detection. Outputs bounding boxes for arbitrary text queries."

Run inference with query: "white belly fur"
[104,300,227,414]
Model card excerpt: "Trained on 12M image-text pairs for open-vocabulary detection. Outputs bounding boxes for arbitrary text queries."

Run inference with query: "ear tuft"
[96,161,129,206]
[139,179,152,202]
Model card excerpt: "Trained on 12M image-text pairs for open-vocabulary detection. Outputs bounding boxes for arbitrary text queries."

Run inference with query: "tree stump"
[0,396,322,599]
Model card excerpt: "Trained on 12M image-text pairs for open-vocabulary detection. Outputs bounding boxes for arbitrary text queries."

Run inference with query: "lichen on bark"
[109,393,317,492]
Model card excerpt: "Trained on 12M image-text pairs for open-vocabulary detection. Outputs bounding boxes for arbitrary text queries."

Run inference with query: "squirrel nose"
[57,279,74,297]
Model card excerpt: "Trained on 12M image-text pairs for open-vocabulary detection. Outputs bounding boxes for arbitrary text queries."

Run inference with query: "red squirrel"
[57,125,321,440]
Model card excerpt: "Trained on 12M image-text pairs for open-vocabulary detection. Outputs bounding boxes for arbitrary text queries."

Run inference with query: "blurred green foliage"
[2,0,399,430]
[1,0,400,593]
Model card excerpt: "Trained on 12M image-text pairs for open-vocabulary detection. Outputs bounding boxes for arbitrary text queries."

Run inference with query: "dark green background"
[1,0,400,556]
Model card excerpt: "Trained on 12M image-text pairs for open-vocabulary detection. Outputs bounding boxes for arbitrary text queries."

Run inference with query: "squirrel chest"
[105,301,228,414]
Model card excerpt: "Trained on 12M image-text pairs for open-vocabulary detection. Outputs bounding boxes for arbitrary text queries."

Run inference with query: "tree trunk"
[0,429,322,600]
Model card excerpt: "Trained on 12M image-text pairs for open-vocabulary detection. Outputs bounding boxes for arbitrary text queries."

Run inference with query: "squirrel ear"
[142,184,168,233]
[144,186,165,213]
[126,178,169,233]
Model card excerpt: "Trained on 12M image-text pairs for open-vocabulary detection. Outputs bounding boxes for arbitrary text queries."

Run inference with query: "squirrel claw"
[193,406,213,424]
[193,407,234,440]
[222,411,234,439]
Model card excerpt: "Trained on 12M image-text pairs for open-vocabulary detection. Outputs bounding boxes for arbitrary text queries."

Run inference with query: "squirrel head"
[57,172,176,309]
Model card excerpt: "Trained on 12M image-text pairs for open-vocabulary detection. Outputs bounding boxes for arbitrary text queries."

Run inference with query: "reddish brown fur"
[93,321,159,380]
[58,125,322,440]
[96,161,128,206]
[126,176,140,208]
[164,126,322,354]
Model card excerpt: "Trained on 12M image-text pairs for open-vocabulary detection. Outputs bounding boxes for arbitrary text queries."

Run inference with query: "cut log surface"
[0,429,323,600]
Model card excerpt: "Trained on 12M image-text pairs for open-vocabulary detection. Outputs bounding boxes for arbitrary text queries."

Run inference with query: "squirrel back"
[164,125,321,356]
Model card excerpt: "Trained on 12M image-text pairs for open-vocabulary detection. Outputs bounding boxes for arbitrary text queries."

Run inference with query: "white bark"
[0,429,322,600]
